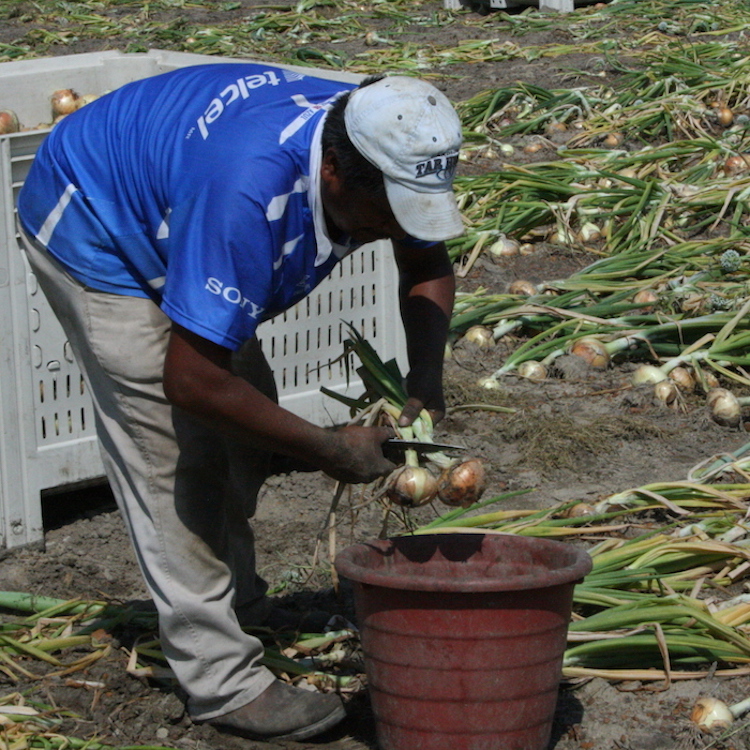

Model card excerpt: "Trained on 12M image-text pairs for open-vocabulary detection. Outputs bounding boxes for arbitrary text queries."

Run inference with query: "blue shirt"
[18,64,425,350]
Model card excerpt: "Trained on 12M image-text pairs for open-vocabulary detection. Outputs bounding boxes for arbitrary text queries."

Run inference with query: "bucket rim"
[334,532,593,593]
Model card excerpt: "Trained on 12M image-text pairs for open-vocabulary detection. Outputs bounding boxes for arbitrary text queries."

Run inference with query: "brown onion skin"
[385,466,438,507]
[437,459,487,508]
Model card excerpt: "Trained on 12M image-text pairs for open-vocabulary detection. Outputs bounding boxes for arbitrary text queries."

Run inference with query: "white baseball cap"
[344,76,464,242]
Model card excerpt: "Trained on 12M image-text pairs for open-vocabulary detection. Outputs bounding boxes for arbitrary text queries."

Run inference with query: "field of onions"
[6,0,750,748]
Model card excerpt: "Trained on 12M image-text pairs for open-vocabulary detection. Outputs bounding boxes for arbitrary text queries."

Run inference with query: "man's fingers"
[397,399,424,427]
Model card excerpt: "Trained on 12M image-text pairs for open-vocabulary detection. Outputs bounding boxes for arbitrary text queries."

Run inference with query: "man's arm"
[163,324,395,483]
[392,240,456,428]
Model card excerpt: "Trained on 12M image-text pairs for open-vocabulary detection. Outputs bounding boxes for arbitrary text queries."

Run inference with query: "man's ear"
[321,147,343,190]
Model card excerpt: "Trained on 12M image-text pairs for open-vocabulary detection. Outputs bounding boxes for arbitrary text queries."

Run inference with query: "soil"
[2,2,750,749]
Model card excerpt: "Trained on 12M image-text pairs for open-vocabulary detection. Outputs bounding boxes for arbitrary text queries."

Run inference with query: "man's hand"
[393,240,454,430]
[318,425,396,484]
[398,373,446,428]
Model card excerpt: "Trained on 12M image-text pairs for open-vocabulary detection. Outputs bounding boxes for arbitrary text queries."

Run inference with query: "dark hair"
[321,75,387,197]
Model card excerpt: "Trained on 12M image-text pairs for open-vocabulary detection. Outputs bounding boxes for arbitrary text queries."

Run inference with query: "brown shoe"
[207,680,346,741]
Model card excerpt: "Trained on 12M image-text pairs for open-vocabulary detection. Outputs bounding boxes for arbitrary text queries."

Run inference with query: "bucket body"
[334,533,592,750]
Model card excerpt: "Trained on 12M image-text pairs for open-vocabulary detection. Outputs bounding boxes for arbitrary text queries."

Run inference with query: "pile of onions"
[437,458,487,508]
[385,465,438,507]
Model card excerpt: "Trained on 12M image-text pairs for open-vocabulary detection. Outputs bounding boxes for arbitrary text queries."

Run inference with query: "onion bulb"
[569,337,610,369]
[477,376,501,390]
[633,288,659,309]
[51,88,82,117]
[631,364,667,386]
[603,131,624,147]
[654,379,678,405]
[717,106,735,127]
[669,366,695,393]
[723,154,750,176]
[562,502,595,518]
[577,222,601,243]
[698,371,720,392]
[691,695,750,733]
[0,109,20,135]
[517,360,547,382]
[707,387,741,428]
[385,465,438,507]
[508,279,537,296]
[464,325,494,348]
[437,459,487,508]
[489,236,520,257]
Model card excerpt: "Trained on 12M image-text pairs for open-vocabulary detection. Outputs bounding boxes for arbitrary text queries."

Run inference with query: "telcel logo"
[197,70,282,139]
[205,277,265,319]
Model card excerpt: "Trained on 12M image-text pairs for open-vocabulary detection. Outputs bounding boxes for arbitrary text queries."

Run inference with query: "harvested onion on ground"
[691,695,750,733]
[569,337,610,369]
[463,325,494,348]
[707,387,741,428]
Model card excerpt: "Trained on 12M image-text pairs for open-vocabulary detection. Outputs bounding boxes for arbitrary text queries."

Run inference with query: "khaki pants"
[19,228,277,719]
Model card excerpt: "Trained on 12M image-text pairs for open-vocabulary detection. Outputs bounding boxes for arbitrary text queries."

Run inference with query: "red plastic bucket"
[334,532,592,750]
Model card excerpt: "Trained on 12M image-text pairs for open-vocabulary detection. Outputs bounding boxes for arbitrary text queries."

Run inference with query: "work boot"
[207,679,347,741]
[261,605,333,633]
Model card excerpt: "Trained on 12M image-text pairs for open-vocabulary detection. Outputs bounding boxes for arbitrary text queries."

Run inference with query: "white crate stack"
[0,50,406,550]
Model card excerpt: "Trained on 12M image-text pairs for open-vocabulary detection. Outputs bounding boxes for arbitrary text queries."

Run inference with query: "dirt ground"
[3,1,750,749]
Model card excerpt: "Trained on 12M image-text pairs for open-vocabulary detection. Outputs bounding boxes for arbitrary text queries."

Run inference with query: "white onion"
[477,376,501,390]
[691,696,734,732]
[631,364,666,386]
[51,88,81,117]
[569,338,610,369]
[489,237,520,257]
[385,465,438,507]
[464,325,494,348]
[0,109,20,135]
[707,387,741,428]
[654,380,678,405]
[437,459,487,508]
[577,222,601,243]
[517,360,547,382]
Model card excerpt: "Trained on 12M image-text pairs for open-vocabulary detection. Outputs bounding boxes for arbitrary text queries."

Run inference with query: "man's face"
[320,148,408,244]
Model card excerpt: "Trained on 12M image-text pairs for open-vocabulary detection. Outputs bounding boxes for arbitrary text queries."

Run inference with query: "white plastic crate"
[444,0,576,11]
[0,50,406,550]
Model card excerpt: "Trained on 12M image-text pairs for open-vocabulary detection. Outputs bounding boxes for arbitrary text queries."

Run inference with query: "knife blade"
[384,438,466,455]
